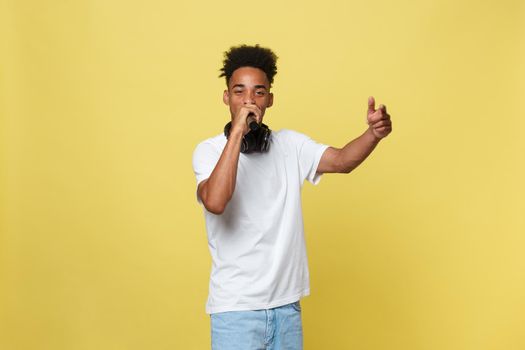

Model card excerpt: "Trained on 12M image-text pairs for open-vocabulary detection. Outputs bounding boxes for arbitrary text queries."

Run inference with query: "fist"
[367,96,392,140]
[231,103,262,135]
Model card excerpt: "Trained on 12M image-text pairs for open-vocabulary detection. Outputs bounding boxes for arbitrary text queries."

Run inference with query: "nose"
[243,91,255,105]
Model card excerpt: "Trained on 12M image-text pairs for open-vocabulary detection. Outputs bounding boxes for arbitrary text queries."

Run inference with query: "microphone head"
[247,113,259,131]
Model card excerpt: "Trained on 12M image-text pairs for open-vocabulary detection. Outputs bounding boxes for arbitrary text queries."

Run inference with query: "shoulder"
[192,133,225,159]
[194,133,225,151]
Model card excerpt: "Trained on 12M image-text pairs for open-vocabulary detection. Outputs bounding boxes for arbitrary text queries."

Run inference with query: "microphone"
[246,113,259,131]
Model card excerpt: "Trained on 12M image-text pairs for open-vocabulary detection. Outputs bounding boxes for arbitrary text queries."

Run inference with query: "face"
[223,66,274,123]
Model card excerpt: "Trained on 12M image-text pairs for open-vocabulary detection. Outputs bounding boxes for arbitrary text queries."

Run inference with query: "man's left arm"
[317,96,392,174]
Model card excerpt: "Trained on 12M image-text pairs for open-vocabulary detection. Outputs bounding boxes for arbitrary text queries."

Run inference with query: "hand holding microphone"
[224,103,271,154]
[231,103,262,135]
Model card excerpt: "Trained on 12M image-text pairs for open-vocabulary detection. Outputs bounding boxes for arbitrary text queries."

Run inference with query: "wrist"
[229,125,245,139]
[365,127,381,143]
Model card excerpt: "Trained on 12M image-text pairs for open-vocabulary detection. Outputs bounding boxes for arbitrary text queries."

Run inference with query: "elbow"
[338,158,359,174]
[340,162,357,174]
[201,196,229,215]
[334,152,354,174]
[198,182,232,215]
[339,167,354,174]
[204,202,226,215]
[337,159,354,174]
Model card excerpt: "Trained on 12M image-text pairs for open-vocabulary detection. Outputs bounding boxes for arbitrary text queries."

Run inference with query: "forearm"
[200,128,243,214]
[338,128,381,173]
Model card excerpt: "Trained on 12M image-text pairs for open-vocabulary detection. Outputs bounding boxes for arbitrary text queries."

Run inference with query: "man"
[192,44,392,350]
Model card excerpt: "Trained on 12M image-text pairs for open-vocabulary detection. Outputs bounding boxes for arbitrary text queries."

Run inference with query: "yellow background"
[1,0,524,349]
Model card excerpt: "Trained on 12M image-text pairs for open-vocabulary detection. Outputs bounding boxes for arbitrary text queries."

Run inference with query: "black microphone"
[246,113,259,131]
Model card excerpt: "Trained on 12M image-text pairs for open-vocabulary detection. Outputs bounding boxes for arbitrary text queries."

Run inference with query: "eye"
[256,91,266,96]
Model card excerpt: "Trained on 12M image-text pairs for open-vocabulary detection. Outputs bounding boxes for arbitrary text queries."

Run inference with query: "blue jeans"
[210,301,303,350]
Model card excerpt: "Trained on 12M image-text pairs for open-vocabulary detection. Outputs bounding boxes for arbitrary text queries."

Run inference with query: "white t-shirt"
[192,129,329,314]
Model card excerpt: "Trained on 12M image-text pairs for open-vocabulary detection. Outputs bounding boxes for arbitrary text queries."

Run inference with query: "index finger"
[243,104,262,121]
[368,110,390,124]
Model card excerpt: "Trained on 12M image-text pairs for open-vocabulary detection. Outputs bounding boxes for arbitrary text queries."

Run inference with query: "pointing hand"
[366,96,392,140]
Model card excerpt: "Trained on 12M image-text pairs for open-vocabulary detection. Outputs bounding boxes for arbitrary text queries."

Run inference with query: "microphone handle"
[246,114,259,131]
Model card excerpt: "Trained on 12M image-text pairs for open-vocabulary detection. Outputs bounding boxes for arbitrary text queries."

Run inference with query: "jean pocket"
[291,301,301,312]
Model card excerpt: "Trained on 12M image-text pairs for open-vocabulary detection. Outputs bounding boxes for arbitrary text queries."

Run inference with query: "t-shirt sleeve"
[290,130,329,185]
[192,140,221,203]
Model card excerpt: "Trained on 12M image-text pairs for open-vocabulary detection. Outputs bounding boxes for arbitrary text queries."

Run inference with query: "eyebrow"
[232,84,268,90]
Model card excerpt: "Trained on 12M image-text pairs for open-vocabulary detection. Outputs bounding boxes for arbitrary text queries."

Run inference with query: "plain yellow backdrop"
[1,0,524,349]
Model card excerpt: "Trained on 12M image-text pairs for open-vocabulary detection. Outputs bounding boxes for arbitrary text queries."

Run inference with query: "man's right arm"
[197,127,244,215]
[197,102,262,214]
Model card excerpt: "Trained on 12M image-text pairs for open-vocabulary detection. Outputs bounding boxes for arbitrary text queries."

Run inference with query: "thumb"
[367,96,376,115]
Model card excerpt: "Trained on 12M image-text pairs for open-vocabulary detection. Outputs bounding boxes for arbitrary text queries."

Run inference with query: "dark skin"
[223,66,273,135]
[317,96,392,173]
[198,67,392,214]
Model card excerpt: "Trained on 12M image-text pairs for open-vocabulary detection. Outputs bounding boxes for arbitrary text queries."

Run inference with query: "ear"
[267,92,274,108]
[223,90,230,106]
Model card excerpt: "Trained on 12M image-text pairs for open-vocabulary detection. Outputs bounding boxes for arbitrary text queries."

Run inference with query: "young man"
[192,44,392,350]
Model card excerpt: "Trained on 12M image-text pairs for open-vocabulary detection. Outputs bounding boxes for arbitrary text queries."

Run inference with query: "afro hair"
[219,44,278,87]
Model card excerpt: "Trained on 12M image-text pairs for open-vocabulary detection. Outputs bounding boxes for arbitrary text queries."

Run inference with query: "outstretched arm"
[317,96,392,174]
